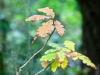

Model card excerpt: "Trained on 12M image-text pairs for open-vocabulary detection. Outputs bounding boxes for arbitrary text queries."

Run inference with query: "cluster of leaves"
[25,7,65,43]
[25,7,96,74]
[40,40,97,72]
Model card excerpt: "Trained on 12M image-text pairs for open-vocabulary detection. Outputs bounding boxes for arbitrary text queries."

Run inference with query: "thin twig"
[34,60,54,75]
[35,68,45,75]
[17,28,55,75]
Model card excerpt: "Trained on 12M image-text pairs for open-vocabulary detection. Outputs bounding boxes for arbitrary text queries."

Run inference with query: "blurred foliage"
[0,0,82,75]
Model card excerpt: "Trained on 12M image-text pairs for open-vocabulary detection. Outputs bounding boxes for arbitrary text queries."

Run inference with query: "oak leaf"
[40,52,56,61]
[36,20,54,38]
[41,61,49,68]
[51,59,60,72]
[61,58,68,69]
[25,15,50,22]
[78,53,97,69]
[63,40,75,51]
[49,43,61,50]
[56,51,65,63]
[38,7,55,19]
[65,52,78,61]
[45,49,56,54]
[54,20,65,36]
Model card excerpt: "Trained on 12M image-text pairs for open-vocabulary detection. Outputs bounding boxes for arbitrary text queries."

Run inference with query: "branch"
[35,68,45,75]
[34,60,54,75]
[17,28,55,75]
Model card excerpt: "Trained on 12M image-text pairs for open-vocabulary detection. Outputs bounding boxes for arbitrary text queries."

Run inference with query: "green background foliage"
[0,0,83,75]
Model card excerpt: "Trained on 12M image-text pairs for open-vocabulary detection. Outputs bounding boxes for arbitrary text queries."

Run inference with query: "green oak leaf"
[49,43,61,50]
[45,49,56,54]
[40,53,56,61]
[63,40,75,51]
[62,48,71,52]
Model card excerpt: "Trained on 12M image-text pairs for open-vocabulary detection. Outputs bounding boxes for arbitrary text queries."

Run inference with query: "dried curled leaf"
[37,20,54,38]
[32,35,39,44]
[38,7,55,19]
[25,15,50,22]
[54,20,65,36]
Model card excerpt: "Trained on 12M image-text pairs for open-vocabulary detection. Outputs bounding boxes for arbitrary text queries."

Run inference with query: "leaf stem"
[17,28,55,75]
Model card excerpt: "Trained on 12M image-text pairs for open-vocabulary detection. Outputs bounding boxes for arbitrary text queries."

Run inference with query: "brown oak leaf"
[38,7,55,19]
[65,52,78,61]
[54,20,65,36]
[41,61,49,68]
[25,15,50,22]
[36,20,54,37]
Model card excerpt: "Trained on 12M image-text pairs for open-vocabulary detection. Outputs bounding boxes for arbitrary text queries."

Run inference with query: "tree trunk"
[0,52,5,75]
[77,0,100,75]
[0,0,9,75]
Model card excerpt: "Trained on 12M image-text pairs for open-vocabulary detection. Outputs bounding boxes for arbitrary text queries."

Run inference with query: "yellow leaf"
[72,56,78,61]
[51,59,60,72]
[78,53,97,69]
[38,7,55,19]
[36,20,54,38]
[61,58,68,69]
[54,20,65,36]
[62,48,71,52]
[25,15,50,22]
